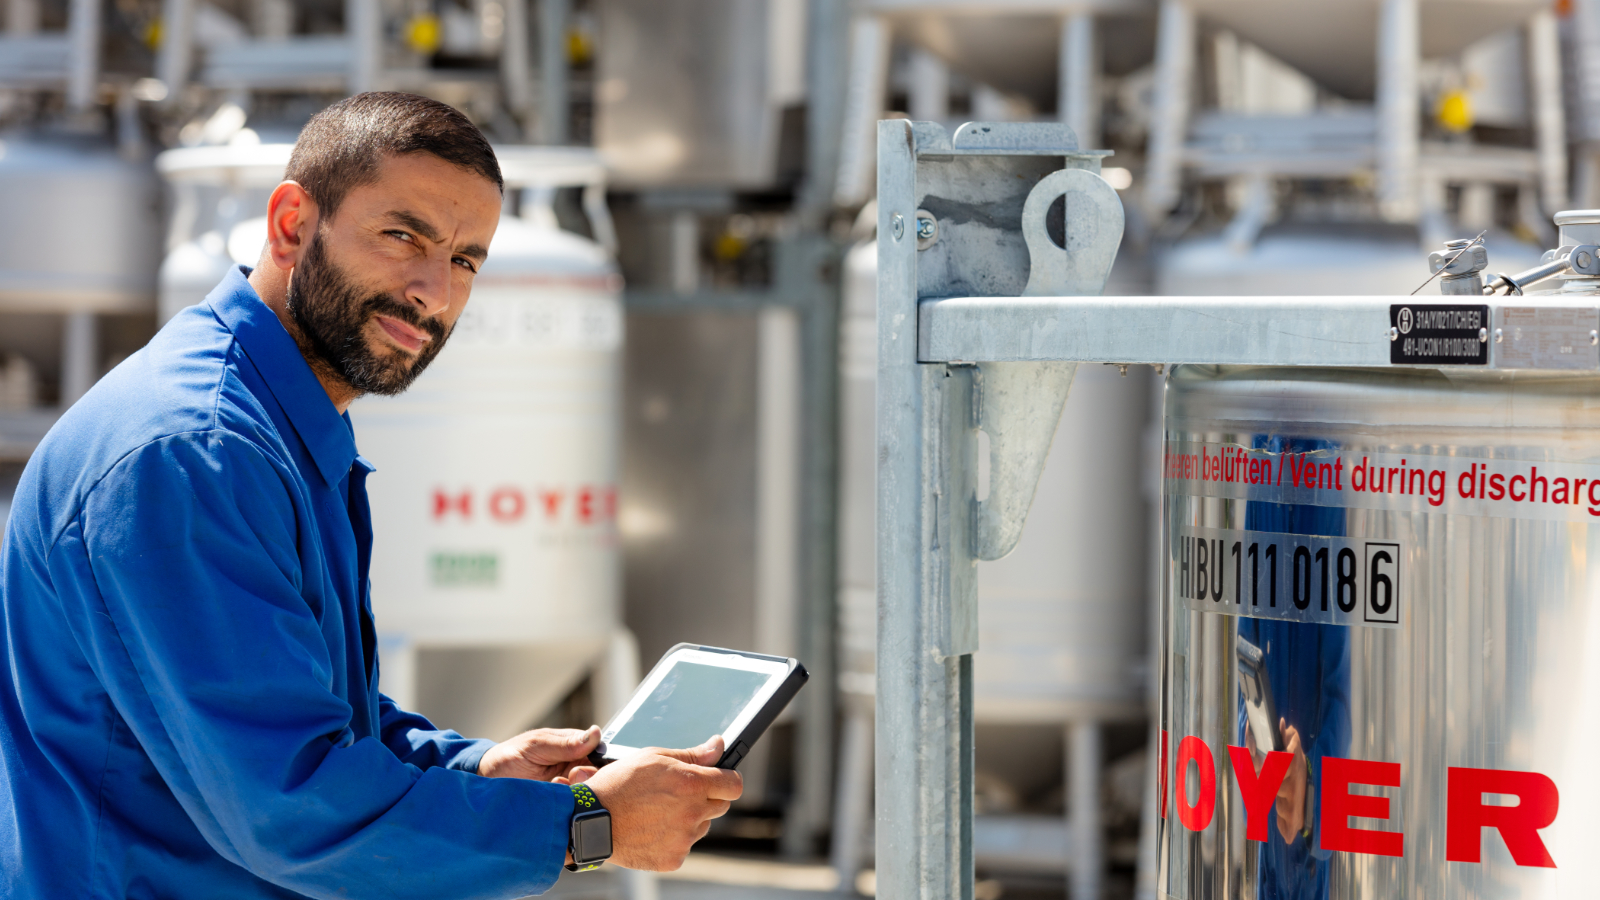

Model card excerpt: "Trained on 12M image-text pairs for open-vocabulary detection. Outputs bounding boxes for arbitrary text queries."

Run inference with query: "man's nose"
[406,254,454,318]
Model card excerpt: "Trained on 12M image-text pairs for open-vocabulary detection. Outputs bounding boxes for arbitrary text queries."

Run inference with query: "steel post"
[537,0,570,144]
[1144,0,1194,220]
[1375,0,1419,222]
[1528,9,1569,216]
[65,0,99,111]
[1059,12,1098,152]
[876,119,977,900]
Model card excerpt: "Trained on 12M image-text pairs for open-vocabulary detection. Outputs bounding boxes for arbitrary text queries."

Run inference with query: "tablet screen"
[610,661,773,751]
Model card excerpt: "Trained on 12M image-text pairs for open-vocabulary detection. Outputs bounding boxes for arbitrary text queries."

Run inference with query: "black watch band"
[565,783,612,872]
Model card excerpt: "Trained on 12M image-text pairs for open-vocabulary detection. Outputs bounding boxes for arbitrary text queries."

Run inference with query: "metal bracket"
[974,169,1124,561]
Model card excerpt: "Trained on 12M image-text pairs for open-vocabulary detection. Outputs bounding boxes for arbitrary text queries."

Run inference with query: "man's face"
[286,153,501,395]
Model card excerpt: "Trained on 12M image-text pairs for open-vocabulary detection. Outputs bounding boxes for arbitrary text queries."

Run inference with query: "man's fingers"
[704,798,732,820]
[564,765,599,784]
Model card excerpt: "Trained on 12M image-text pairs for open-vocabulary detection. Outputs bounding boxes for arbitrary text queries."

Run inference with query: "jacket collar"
[205,266,359,487]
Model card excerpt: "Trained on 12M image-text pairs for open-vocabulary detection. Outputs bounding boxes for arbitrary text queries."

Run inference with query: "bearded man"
[0,92,739,899]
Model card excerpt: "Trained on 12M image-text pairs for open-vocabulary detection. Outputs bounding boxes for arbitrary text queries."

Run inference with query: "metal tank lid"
[1553,209,1600,226]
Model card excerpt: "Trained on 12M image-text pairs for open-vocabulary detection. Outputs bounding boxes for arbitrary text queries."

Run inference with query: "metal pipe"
[781,235,842,860]
[1143,0,1194,220]
[60,311,98,407]
[7,0,39,34]
[1484,256,1573,296]
[66,0,100,112]
[537,0,569,144]
[1375,0,1419,221]
[907,49,949,125]
[155,0,192,103]
[1069,721,1104,900]
[1059,12,1097,149]
[1528,9,1570,216]
[347,0,380,93]
[834,15,890,208]
[500,0,534,127]
[830,710,874,891]
[796,0,849,228]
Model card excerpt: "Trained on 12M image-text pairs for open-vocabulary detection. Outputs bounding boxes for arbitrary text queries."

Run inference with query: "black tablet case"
[591,643,808,770]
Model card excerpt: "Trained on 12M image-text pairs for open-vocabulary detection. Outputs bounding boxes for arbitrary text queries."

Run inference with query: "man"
[0,92,740,898]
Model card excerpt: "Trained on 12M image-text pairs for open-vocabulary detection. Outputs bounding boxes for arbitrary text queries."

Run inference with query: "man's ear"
[263,181,319,272]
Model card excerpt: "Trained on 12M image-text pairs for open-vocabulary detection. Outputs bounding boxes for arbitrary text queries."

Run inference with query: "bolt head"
[891,214,905,241]
[916,216,936,240]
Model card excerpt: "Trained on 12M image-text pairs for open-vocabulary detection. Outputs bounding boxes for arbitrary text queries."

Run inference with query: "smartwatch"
[565,783,612,872]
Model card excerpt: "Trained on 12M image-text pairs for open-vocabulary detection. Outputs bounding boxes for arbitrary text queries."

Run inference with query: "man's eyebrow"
[383,210,441,243]
[383,210,489,261]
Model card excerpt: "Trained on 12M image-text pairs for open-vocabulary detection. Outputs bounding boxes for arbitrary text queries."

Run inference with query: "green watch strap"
[572,782,603,812]
[566,783,609,872]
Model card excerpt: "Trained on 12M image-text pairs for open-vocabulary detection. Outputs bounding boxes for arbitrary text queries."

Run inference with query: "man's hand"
[1274,718,1308,844]
[477,725,602,782]
[575,736,743,871]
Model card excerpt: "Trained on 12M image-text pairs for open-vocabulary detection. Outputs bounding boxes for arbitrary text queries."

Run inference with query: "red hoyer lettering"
[430,486,618,524]
[1159,730,1560,868]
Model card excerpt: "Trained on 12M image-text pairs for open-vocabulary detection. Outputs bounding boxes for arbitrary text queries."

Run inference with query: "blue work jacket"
[0,267,571,899]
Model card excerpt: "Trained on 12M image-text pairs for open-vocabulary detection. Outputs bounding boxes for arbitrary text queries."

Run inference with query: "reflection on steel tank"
[831,235,1152,888]
[349,147,639,741]
[1158,213,1600,897]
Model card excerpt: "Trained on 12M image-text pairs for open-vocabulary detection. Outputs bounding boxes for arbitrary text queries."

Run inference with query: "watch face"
[576,812,612,862]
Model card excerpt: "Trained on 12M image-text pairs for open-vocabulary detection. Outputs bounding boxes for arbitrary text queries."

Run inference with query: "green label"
[431,552,498,586]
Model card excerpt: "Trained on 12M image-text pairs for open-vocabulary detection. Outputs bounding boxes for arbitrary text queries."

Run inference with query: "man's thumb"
[650,735,725,765]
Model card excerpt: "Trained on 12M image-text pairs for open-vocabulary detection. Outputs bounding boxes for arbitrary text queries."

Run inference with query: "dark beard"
[284,232,450,396]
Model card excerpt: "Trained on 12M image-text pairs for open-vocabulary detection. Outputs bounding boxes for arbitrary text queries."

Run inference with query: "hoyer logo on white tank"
[429,485,617,526]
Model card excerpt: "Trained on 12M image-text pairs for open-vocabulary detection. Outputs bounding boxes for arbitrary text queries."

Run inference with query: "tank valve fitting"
[1428,239,1488,296]
[1482,244,1600,296]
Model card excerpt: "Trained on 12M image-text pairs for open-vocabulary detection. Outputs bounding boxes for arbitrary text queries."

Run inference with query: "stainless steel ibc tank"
[1158,356,1600,891]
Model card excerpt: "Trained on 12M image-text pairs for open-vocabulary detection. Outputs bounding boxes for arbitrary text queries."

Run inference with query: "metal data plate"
[1494,305,1600,370]
[1389,303,1488,366]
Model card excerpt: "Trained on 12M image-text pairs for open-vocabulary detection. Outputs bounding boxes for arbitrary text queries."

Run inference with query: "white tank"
[159,231,237,322]
[352,147,628,739]
[155,144,298,323]
[0,132,160,313]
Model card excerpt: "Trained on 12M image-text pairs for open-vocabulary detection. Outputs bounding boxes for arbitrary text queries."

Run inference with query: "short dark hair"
[285,92,503,221]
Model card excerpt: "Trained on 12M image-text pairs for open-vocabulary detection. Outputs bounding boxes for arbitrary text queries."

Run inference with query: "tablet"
[1236,635,1283,755]
[591,644,808,770]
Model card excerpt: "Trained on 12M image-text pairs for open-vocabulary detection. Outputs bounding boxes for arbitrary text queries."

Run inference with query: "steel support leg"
[1376,0,1419,222]
[61,311,97,407]
[876,120,978,900]
[830,708,874,892]
[1059,12,1097,150]
[1069,721,1103,900]
[1143,0,1194,220]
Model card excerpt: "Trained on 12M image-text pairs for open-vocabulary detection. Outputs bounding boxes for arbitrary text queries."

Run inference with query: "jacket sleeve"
[53,431,568,900]
[378,694,496,774]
